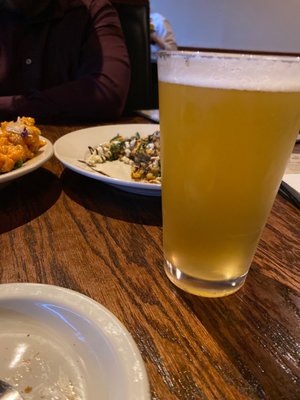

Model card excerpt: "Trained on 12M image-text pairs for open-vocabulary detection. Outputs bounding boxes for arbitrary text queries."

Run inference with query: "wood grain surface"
[0,117,299,400]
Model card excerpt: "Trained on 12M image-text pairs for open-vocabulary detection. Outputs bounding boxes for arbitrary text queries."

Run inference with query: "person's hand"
[150,31,166,50]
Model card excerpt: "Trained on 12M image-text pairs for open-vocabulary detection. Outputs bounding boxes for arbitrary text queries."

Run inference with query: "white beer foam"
[158,52,300,92]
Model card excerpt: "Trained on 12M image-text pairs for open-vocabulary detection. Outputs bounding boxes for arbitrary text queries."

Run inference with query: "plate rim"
[0,282,151,400]
[0,136,53,184]
[53,124,161,193]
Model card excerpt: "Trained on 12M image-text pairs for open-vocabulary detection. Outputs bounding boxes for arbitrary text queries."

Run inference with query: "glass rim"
[157,50,300,64]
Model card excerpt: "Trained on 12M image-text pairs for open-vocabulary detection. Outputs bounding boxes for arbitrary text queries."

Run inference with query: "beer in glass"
[157,51,300,297]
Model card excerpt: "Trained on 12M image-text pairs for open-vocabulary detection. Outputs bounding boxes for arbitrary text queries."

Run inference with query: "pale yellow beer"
[157,52,300,297]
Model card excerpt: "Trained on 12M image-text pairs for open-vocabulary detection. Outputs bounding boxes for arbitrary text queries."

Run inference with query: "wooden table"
[1,117,299,400]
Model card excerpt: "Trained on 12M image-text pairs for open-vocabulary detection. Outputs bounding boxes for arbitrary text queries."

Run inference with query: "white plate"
[0,137,53,185]
[54,124,161,196]
[0,283,150,400]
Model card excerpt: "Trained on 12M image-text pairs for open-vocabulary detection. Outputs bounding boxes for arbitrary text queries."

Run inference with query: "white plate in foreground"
[54,124,161,196]
[0,283,150,400]
[0,137,53,185]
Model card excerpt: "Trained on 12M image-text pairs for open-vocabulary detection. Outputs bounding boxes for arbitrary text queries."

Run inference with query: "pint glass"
[157,51,300,297]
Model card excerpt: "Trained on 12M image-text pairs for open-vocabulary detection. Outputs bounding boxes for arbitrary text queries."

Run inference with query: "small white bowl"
[0,283,150,399]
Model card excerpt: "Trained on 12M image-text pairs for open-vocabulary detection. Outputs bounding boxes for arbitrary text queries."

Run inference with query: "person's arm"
[0,96,15,118]
[0,1,130,122]
[163,19,177,51]
[150,31,167,50]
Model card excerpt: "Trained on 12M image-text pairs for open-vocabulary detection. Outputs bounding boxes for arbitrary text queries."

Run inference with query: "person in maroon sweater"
[0,0,131,122]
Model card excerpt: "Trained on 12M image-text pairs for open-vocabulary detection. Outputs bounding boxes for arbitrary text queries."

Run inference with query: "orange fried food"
[0,117,45,173]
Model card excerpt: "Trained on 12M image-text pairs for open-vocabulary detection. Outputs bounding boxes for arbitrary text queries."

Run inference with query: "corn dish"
[85,131,161,183]
[0,117,45,173]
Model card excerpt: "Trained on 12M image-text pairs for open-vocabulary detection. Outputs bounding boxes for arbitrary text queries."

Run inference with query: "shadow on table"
[0,168,61,234]
[60,168,162,226]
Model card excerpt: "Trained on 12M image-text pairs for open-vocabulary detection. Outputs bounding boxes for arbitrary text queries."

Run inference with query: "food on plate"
[85,130,161,183]
[0,117,45,173]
